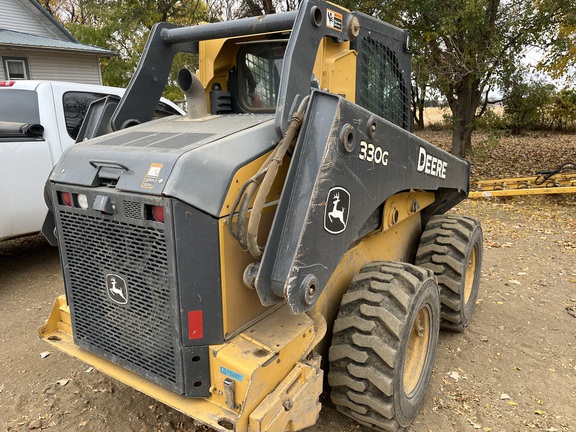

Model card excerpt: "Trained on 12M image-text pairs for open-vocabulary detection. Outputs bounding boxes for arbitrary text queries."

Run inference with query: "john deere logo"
[106,274,128,304]
[324,187,350,234]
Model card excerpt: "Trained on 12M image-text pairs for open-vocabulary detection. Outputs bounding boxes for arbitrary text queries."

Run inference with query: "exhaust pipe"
[177,68,207,119]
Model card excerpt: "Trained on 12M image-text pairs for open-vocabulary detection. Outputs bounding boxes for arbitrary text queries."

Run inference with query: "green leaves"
[53,0,210,96]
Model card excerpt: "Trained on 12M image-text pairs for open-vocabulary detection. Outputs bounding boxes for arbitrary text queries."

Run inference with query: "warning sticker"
[141,163,163,189]
[326,9,343,31]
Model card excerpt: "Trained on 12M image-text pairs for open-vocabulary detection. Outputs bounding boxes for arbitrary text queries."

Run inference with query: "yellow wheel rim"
[464,245,477,305]
[403,306,431,396]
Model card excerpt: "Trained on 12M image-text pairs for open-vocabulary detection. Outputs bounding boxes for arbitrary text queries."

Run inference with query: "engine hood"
[50,114,276,217]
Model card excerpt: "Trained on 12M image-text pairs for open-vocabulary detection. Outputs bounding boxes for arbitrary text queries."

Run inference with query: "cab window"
[238,42,287,112]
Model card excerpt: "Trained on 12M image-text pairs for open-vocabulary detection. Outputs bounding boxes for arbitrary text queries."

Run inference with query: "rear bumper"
[39,295,323,432]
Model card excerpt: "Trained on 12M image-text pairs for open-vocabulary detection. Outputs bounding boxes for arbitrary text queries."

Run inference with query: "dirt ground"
[1,194,574,432]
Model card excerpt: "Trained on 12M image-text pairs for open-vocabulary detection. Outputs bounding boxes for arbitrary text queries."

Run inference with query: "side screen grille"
[358,36,409,129]
[59,210,181,390]
[124,200,142,219]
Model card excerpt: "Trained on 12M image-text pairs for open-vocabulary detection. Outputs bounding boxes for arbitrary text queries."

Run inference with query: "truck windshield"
[238,41,287,112]
[0,89,40,124]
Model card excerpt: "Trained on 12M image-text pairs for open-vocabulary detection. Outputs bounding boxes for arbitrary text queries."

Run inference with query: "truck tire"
[416,215,483,332]
[328,262,440,432]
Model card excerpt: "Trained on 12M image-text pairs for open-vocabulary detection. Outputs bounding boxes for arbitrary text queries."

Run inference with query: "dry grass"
[421,106,504,127]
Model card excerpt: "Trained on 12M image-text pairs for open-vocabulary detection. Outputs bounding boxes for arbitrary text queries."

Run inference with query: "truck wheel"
[416,215,483,332]
[328,262,440,431]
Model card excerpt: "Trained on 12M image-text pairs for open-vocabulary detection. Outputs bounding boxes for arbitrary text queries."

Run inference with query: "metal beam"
[161,12,297,45]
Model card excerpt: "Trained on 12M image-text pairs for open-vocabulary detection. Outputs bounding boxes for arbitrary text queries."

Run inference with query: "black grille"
[358,36,409,129]
[59,210,181,390]
[124,200,142,220]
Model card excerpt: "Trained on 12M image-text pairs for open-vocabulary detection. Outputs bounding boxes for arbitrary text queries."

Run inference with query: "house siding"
[1,49,102,84]
[0,0,68,40]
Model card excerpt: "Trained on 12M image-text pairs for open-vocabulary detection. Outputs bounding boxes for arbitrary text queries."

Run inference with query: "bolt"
[417,325,425,337]
[283,399,293,411]
[348,16,360,39]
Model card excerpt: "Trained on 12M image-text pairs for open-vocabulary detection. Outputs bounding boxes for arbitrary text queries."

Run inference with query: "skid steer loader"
[39,1,483,431]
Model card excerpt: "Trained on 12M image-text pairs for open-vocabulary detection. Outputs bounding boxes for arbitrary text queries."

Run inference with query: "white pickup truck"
[0,80,183,241]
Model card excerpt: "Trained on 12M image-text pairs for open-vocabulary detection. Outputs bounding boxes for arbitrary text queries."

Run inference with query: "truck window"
[64,92,182,140]
[0,89,40,124]
[238,42,287,112]
[153,101,182,119]
[63,92,107,140]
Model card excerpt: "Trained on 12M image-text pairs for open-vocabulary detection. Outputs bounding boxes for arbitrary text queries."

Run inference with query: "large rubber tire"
[328,262,440,432]
[416,215,483,332]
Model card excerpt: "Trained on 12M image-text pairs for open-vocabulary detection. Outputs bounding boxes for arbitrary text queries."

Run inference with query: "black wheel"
[328,262,440,432]
[416,215,483,332]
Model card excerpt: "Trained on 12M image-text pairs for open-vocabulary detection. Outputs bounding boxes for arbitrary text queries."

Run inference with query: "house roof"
[27,0,78,42]
[0,29,116,56]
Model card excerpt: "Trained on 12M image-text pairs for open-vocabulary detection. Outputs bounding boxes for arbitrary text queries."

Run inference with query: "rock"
[28,419,42,429]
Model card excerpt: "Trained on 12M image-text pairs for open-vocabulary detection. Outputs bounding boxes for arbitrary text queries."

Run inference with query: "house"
[0,0,115,84]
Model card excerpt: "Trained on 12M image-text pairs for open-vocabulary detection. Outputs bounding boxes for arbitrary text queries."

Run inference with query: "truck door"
[0,86,54,240]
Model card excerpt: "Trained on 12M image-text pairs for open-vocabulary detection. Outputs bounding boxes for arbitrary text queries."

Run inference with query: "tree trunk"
[411,83,426,130]
[448,81,482,157]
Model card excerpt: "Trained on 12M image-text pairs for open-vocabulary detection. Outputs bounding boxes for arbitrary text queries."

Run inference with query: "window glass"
[238,42,287,112]
[153,101,181,118]
[64,92,181,139]
[3,57,29,80]
[0,89,40,123]
[63,92,107,139]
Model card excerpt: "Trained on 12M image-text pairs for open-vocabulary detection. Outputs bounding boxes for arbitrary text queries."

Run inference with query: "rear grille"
[59,210,180,389]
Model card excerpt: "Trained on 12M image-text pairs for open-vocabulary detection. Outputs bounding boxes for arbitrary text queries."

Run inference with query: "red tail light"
[60,191,72,206]
[151,205,164,223]
[0,81,15,87]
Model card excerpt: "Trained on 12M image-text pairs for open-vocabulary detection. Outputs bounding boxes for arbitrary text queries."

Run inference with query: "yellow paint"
[219,151,289,217]
[469,186,576,198]
[198,17,359,113]
[248,354,322,432]
[313,38,356,102]
[470,174,576,198]
[40,297,316,432]
[218,215,271,338]
[403,306,430,395]
[38,295,71,337]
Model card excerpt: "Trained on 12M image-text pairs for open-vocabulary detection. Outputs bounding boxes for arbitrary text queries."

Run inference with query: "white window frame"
[3,57,30,80]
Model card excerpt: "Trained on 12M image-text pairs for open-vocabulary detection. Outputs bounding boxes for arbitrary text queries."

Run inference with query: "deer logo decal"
[324,187,350,234]
[106,274,129,305]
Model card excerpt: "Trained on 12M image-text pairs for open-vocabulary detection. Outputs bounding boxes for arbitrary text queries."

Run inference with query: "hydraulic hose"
[229,96,310,259]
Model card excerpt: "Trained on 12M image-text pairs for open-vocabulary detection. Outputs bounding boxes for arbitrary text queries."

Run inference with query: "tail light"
[151,205,165,223]
[60,191,72,206]
[0,81,15,87]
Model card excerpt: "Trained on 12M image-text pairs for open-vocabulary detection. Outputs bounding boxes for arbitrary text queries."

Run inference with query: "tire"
[416,215,483,332]
[328,262,440,432]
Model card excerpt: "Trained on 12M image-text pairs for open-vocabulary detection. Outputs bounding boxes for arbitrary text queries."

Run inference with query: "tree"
[43,0,210,99]
[45,1,297,100]
[345,0,545,157]
[500,68,554,134]
[536,0,576,81]
[410,39,434,130]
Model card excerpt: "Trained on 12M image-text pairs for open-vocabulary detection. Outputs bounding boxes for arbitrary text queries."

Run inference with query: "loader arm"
[255,91,470,313]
